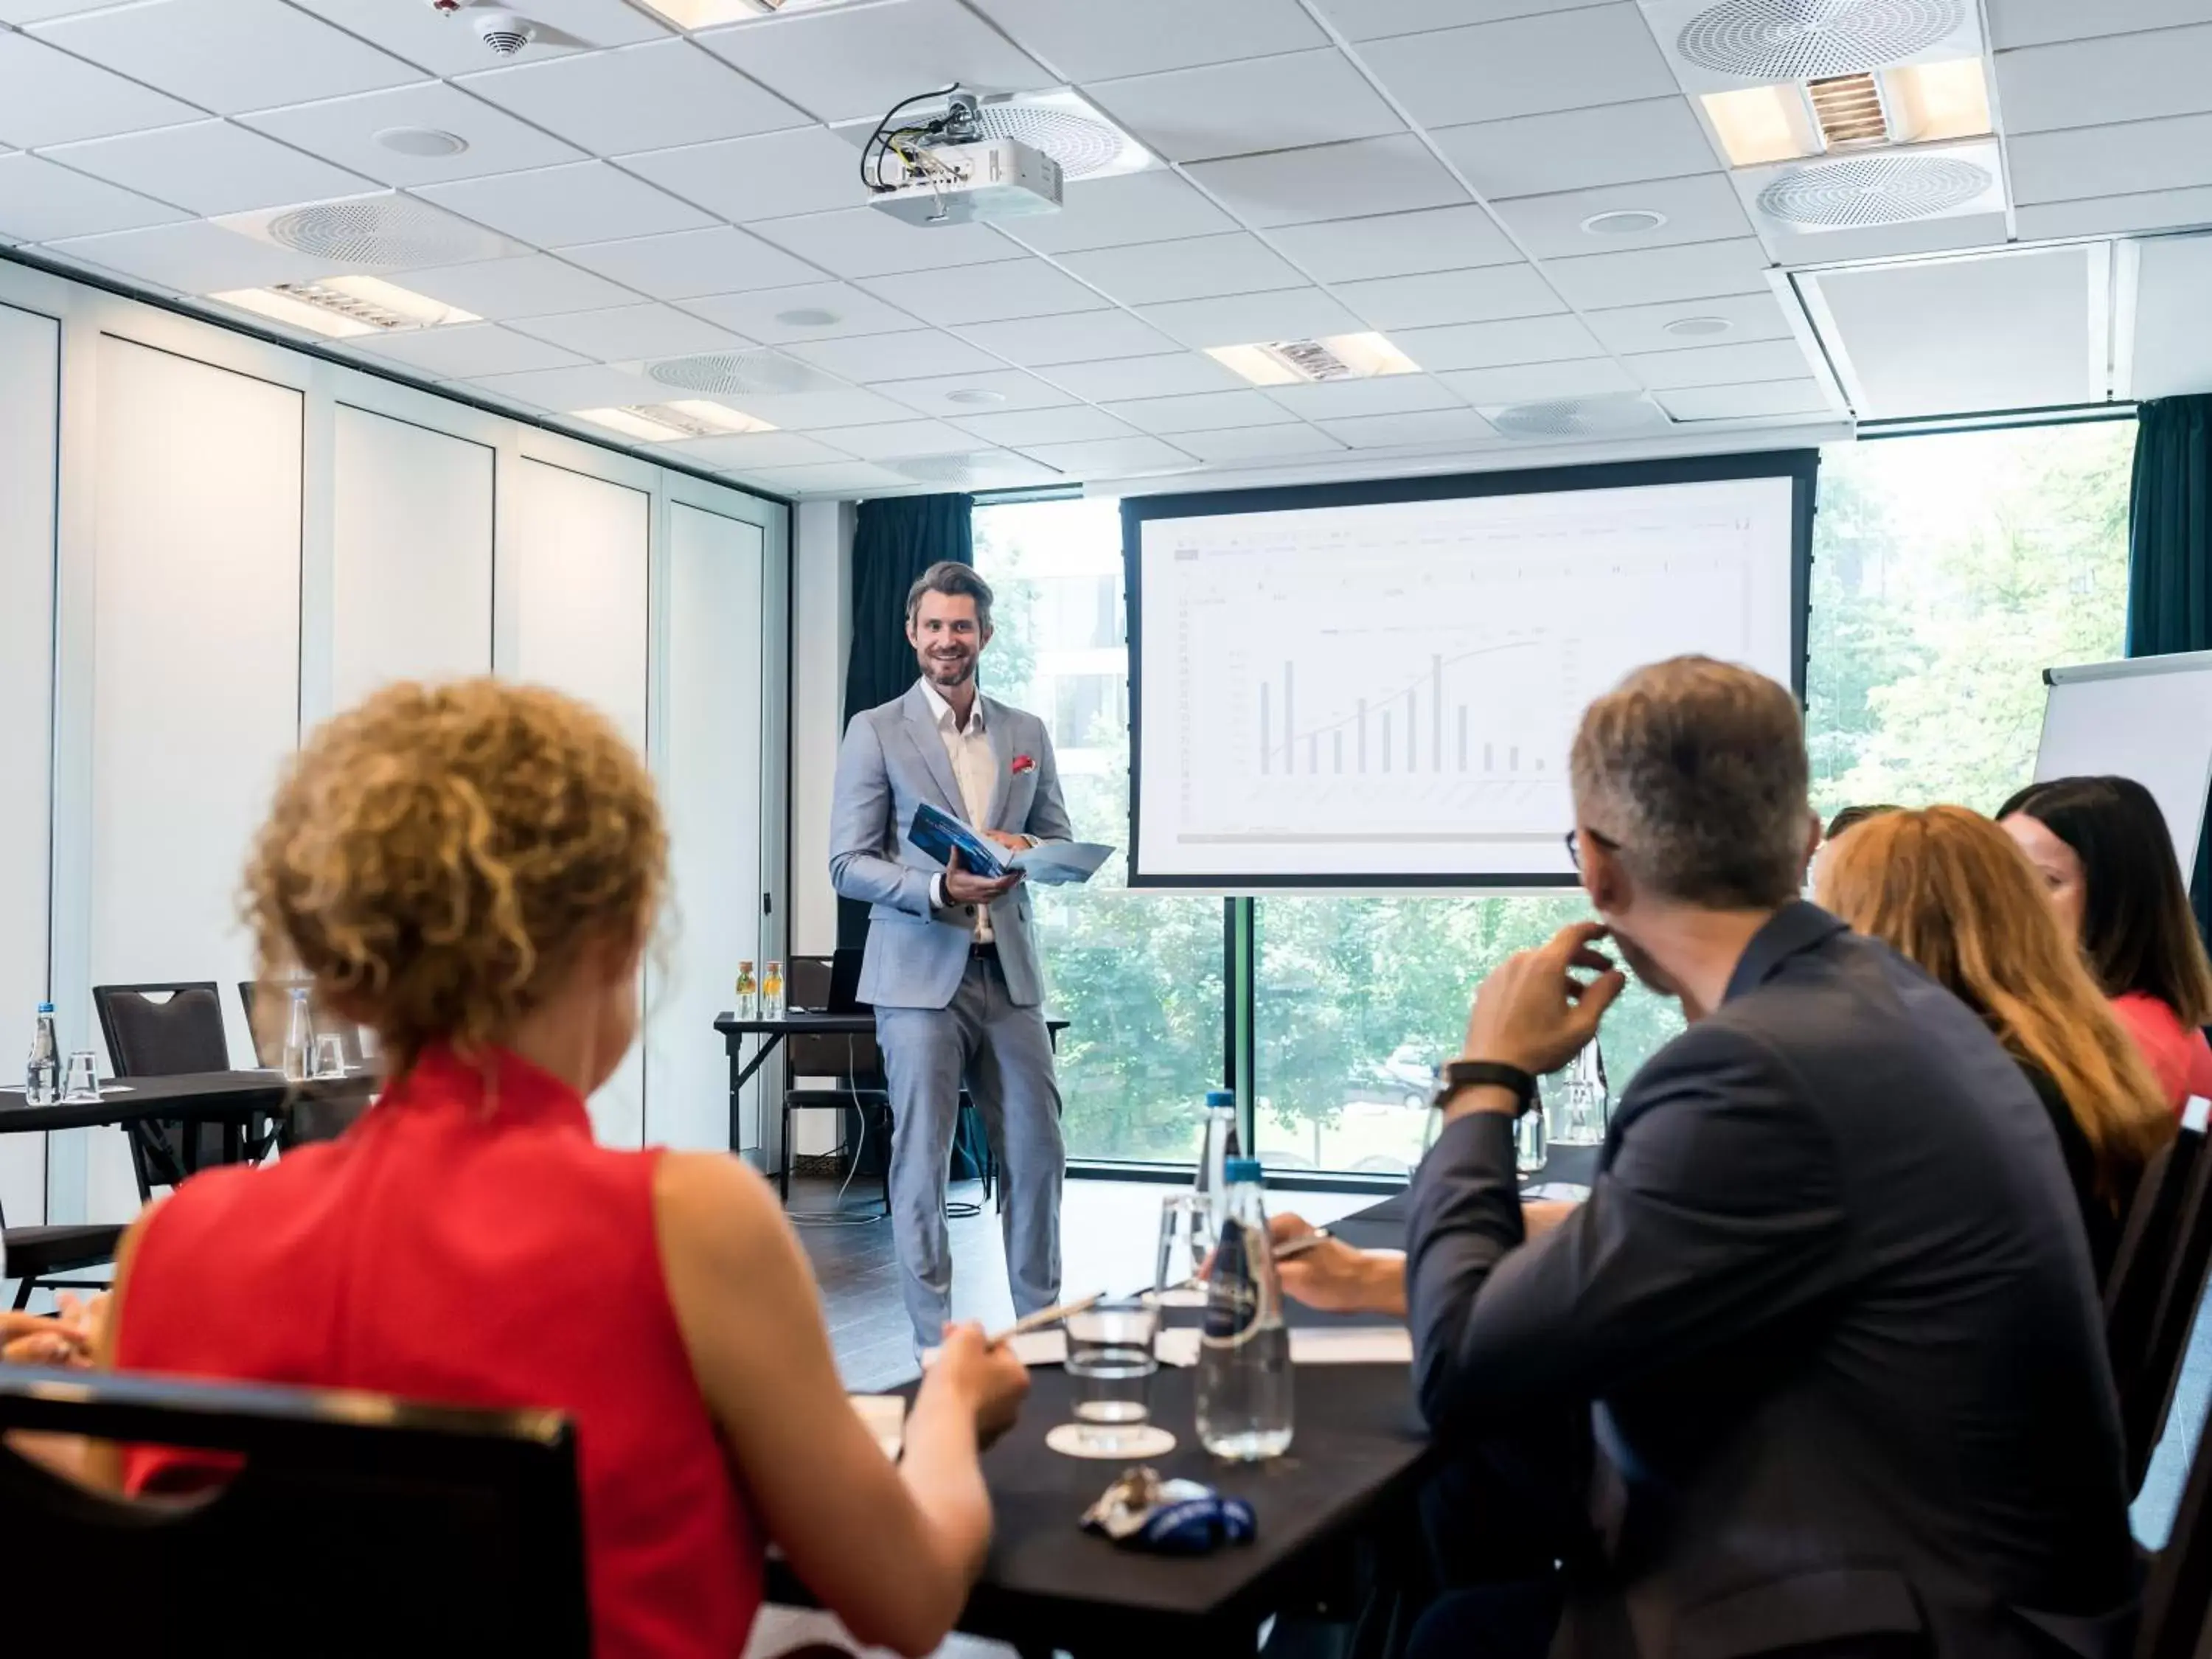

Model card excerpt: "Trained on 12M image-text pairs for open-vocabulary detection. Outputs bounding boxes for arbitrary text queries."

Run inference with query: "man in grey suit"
[829,560,1069,1351]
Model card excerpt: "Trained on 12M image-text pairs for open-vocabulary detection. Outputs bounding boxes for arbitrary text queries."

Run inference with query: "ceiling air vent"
[253,197,518,268]
[1756,150,1992,227]
[1677,0,1966,83]
[1806,72,1888,147]
[647,351,840,397]
[1484,395,1672,442]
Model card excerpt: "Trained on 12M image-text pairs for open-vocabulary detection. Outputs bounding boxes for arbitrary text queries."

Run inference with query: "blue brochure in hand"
[909,800,1007,878]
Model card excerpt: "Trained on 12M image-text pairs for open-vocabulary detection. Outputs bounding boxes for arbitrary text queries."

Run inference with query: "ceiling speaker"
[1486,395,1671,441]
[647,351,840,396]
[259,197,514,268]
[1756,151,1992,227]
[1677,0,1965,82]
[971,103,1128,179]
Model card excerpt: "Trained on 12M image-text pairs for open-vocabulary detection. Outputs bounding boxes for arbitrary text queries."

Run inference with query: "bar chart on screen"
[1134,473,1799,882]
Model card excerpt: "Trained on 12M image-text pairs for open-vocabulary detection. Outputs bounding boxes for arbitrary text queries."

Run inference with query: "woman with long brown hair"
[1819,805,2172,1279]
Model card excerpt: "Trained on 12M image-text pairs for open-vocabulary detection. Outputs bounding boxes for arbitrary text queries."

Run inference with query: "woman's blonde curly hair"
[243,678,667,1079]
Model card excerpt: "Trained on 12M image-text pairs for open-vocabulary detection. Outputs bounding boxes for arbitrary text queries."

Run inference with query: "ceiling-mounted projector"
[863,87,1062,226]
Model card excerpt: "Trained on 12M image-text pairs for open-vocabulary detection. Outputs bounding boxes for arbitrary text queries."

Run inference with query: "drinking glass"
[1154,1192,1211,1307]
[1063,1301,1161,1453]
[313,1033,347,1079]
[60,1051,100,1103]
[1548,1040,1608,1146]
[1515,1097,1547,1175]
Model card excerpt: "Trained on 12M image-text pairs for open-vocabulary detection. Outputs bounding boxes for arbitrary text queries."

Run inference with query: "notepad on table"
[1288,1326,1414,1365]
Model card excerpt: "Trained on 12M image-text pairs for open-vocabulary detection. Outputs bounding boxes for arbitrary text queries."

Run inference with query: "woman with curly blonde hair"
[91,679,1028,1659]
[1818,805,2174,1279]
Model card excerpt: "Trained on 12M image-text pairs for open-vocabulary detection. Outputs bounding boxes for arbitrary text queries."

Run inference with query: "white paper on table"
[849,1393,905,1459]
[1154,1327,1201,1368]
[1289,1326,1414,1365]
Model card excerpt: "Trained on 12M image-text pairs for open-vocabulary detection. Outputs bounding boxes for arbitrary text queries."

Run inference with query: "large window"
[974,498,1224,1161]
[974,418,2137,1175]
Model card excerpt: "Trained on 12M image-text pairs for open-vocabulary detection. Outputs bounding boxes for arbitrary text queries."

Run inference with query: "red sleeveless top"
[116,1045,765,1658]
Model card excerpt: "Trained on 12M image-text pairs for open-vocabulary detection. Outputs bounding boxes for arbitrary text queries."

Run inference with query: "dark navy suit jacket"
[1408,902,2136,1658]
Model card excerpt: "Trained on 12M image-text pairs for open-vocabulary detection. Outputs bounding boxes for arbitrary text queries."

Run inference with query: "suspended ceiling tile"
[1491,173,1754,261]
[240,82,586,187]
[679,280,923,342]
[466,362,661,411]
[1658,380,1833,420]
[1337,265,1565,331]
[872,366,1083,417]
[1136,288,1366,349]
[1185,135,1469,229]
[1014,434,1200,476]
[2009,114,2212,207]
[737,459,917,493]
[616,127,867,225]
[1579,291,1799,356]
[1002,170,1236,255]
[653,431,852,469]
[507,303,753,361]
[1542,237,1773,308]
[416,161,713,249]
[1438,358,1641,403]
[695,386,919,430]
[1390,313,1606,371]
[855,258,1108,327]
[0,31,199,148]
[698,0,1056,125]
[1058,232,1305,307]
[2015,188,2212,240]
[1995,25,2212,134]
[349,322,590,378]
[1986,0,2210,49]
[965,0,1327,81]
[1263,375,1464,420]
[0,152,187,242]
[1085,50,1403,164]
[560,225,821,299]
[1309,0,1614,43]
[383,253,644,320]
[1097,389,1300,434]
[1168,422,1346,462]
[786,329,1007,380]
[458,39,807,156]
[953,405,1140,446]
[1358,4,1675,128]
[748,205,1018,278]
[1434,97,1721,200]
[39,121,373,218]
[1039,352,1248,401]
[1625,338,1812,389]
[1264,205,1521,283]
[1315,408,1498,448]
[30,0,422,116]
[951,308,1181,367]
[807,420,997,460]
[39,217,344,290]
[290,0,666,76]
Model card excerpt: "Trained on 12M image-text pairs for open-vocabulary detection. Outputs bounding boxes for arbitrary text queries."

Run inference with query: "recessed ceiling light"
[944,388,1006,406]
[573,402,779,442]
[1700,59,1992,169]
[1581,209,1668,237]
[209,276,478,338]
[1205,333,1419,387]
[375,127,468,158]
[775,307,841,328]
[1664,316,1733,339]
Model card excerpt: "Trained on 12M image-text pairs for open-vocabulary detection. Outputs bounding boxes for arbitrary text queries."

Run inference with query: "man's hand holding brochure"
[909,801,1115,886]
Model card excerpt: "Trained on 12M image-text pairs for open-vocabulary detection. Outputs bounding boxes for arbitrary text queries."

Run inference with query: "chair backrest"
[237,981,369,1071]
[787,954,833,1010]
[2111,1127,2205,1402]
[0,1367,590,1658]
[2130,1127,2212,1493]
[92,982,229,1077]
[787,1026,885,1082]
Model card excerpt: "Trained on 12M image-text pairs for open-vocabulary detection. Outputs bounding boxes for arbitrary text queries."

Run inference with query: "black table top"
[715,1011,1069,1034]
[0,1069,376,1135]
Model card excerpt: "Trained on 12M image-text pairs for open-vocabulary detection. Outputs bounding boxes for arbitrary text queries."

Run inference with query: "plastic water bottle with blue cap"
[1197,1156,1293,1461]
[24,1003,59,1105]
[1194,1088,1239,1231]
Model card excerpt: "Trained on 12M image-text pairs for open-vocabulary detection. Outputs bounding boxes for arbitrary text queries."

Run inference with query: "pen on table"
[988,1293,1101,1346]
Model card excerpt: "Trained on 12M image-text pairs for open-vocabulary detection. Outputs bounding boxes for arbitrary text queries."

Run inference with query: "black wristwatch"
[1432,1060,1540,1116]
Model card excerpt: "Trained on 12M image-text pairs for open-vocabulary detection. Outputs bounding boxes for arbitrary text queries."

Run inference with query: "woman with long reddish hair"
[1818,805,2171,1279]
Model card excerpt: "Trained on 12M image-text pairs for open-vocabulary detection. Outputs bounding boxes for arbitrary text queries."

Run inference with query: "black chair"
[2126,1127,2212,1496]
[237,979,368,1071]
[2110,1129,2206,1474]
[1,1204,121,1311]
[2140,1385,2212,1659]
[0,1366,591,1657]
[781,955,893,1217]
[237,981,378,1152]
[91,981,234,1200]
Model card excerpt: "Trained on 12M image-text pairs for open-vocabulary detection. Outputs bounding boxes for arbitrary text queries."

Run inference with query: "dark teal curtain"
[2126,396,2212,934]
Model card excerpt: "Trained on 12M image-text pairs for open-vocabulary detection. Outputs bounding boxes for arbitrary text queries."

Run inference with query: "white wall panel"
[89,338,302,1194]
[330,405,494,711]
[650,502,765,1154]
[507,456,650,1144]
[0,303,59,1239]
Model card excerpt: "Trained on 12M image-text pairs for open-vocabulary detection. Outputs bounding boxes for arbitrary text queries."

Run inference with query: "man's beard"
[922,650,975,686]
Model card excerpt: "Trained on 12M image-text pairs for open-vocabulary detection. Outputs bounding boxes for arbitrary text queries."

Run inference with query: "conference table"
[0,1069,379,1178]
[769,1141,1604,1657]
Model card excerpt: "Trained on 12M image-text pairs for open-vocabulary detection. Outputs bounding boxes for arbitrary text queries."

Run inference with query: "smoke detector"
[647,349,843,397]
[1744,139,2001,231]
[1481,394,1672,441]
[472,10,535,54]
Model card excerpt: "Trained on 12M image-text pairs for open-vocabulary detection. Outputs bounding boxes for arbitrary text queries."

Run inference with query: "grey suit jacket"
[1408,902,2138,1659]
[827,681,1072,1010]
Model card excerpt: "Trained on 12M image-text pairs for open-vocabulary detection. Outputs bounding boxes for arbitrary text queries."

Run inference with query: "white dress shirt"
[921,678,1012,942]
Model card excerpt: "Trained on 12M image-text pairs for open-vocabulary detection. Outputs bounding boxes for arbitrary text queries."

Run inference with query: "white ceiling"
[0,0,2202,498]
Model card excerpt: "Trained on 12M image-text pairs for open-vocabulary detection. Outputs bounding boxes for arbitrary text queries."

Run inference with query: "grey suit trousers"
[874,955,1065,1348]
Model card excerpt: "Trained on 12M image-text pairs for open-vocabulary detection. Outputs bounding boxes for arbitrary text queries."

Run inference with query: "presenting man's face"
[908,591,990,691]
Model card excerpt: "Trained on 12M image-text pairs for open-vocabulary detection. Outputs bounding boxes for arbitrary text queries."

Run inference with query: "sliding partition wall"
[0,259,789,1246]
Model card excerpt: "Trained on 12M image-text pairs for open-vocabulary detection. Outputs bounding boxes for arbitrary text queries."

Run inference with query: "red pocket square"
[1012,754,1037,774]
